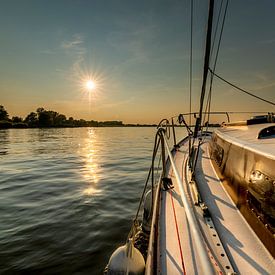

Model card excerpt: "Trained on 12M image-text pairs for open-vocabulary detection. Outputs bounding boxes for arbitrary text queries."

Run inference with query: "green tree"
[36,107,45,114]
[38,111,52,127]
[36,108,53,127]
[54,114,66,126]
[0,105,9,120]
[12,116,23,123]
[25,112,38,127]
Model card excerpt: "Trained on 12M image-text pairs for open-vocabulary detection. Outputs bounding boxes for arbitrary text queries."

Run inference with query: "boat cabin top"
[214,123,275,160]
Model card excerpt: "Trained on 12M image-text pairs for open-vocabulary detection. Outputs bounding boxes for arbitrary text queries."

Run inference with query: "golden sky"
[0,0,274,123]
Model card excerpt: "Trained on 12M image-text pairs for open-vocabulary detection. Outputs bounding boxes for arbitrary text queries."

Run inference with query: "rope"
[209,69,275,107]
[157,119,171,139]
[133,166,152,223]
[170,190,186,274]
[130,125,167,241]
[132,132,161,230]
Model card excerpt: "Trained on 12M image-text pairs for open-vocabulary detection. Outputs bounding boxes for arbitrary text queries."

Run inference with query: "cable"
[209,69,275,107]
[211,0,229,76]
[202,0,229,133]
[210,0,224,59]
[194,0,214,139]
[189,0,193,126]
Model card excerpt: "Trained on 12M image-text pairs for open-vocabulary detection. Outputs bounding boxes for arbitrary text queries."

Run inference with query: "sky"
[0,0,275,124]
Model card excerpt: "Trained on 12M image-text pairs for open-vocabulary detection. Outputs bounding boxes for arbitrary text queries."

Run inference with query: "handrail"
[162,132,214,275]
[175,111,268,123]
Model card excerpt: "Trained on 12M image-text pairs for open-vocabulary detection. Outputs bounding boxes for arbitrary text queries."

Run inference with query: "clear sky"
[0,0,274,123]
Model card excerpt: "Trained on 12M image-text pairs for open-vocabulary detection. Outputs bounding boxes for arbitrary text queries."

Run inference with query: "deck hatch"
[258,125,275,139]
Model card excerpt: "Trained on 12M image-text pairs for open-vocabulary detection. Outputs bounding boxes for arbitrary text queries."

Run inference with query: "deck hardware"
[200,202,210,217]
[162,177,174,191]
[204,216,235,273]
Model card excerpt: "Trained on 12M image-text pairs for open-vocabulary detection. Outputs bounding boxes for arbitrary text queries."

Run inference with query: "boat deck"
[157,138,275,274]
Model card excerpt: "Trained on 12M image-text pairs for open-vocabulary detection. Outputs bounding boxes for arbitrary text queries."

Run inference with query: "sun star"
[86,80,96,91]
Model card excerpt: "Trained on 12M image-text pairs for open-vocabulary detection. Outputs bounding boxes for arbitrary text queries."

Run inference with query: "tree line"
[0,105,123,128]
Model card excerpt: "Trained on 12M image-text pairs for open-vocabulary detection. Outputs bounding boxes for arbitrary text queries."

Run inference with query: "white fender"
[142,190,153,232]
[107,238,145,275]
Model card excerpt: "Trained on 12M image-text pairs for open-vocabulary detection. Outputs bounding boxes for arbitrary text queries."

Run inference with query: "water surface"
[0,127,185,274]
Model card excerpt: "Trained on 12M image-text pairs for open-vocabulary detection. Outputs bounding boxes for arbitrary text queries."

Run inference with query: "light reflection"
[83,186,98,196]
[81,129,101,196]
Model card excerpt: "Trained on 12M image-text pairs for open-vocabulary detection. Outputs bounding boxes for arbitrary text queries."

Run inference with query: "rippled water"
[0,127,186,274]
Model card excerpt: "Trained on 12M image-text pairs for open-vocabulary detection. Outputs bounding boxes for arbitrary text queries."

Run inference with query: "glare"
[86,80,96,91]
[70,59,108,107]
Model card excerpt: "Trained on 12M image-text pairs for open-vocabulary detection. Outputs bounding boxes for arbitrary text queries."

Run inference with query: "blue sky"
[0,0,274,123]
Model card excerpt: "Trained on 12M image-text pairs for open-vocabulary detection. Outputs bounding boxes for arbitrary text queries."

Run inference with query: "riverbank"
[0,121,158,129]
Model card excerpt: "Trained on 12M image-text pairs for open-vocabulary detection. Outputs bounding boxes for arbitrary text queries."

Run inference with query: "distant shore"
[0,121,158,129]
[0,121,220,129]
[0,105,160,129]
[0,105,220,129]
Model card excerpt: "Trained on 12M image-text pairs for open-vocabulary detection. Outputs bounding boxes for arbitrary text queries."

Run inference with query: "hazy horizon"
[1,0,275,124]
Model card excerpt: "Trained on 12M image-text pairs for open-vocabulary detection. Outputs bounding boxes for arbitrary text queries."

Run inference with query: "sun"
[86,80,96,91]
[74,66,106,104]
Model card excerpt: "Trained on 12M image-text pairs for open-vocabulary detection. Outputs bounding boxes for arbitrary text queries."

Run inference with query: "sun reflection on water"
[81,129,101,196]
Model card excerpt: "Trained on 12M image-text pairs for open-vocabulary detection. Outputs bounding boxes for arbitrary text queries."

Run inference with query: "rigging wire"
[189,0,194,156]
[209,69,275,107]
[194,0,214,139]
[189,0,193,126]
[203,0,226,129]
[211,0,229,81]
[202,0,229,132]
[210,0,224,59]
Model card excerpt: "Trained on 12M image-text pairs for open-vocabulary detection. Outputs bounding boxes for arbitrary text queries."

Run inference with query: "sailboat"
[106,0,275,274]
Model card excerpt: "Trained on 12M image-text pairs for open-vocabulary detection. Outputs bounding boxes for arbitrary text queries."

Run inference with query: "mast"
[194,0,214,138]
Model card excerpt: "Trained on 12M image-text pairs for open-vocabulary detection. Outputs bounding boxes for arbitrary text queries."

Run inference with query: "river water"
[0,127,186,274]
